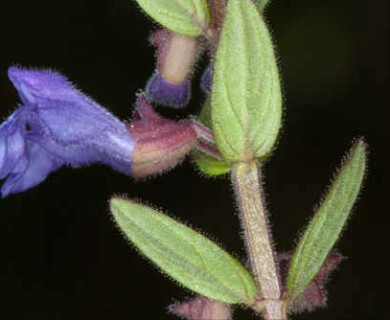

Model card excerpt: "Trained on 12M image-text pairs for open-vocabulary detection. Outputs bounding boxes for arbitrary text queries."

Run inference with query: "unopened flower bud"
[146,30,199,108]
[201,63,213,93]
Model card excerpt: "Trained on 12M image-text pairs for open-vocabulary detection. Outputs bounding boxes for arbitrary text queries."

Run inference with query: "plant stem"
[209,0,227,31]
[231,160,287,320]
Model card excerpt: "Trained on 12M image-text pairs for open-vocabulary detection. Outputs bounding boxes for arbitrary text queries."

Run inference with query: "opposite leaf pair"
[110,197,345,318]
[168,251,342,320]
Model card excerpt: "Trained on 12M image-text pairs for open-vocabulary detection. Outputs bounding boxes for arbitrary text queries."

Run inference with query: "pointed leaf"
[110,198,257,304]
[132,0,210,36]
[211,0,282,162]
[287,139,367,301]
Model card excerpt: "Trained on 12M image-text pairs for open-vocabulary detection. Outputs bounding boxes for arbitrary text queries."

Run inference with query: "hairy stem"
[231,161,287,320]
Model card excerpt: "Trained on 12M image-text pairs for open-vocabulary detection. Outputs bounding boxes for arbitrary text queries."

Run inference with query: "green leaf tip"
[211,0,282,162]
[286,138,367,302]
[110,197,258,304]
[132,0,210,36]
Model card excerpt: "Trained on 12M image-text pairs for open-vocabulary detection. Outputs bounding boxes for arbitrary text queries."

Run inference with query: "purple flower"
[0,67,220,197]
[0,67,135,197]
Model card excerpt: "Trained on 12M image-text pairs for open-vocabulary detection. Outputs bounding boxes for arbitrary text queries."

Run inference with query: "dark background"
[0,0,388,319]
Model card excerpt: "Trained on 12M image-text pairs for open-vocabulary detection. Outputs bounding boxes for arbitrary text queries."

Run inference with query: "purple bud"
[201,63,213,93]
[146,29,199,108]
[146,71,190,108]
[0,67,135,197]
[169,297,231,320]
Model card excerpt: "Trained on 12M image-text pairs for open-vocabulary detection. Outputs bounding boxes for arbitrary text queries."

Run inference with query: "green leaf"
[211,0,282,162]
[287,139,367,301]
[194,97,232,176]
[110,198,258,304]
[133,0,210,36]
